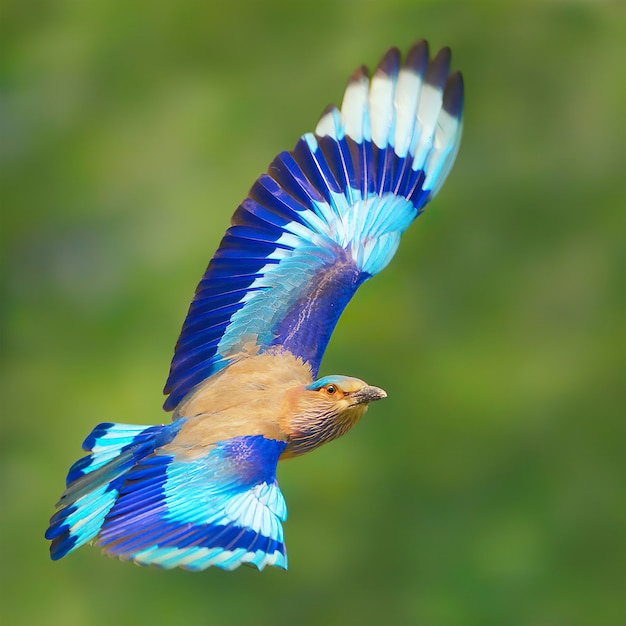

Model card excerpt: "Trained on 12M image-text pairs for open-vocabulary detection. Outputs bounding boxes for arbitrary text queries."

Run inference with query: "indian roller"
[46,41,464,571]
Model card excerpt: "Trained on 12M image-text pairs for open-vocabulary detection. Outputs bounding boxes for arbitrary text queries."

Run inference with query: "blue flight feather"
[164,41,463,411]
[45,421,183,560]
[99,435,287,571]
[46,427,289,571]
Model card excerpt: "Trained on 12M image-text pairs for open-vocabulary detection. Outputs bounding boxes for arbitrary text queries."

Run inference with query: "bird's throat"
[281,404,367,459]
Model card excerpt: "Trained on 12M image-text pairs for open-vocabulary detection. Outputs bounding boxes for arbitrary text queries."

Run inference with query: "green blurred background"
[1,1,623,625]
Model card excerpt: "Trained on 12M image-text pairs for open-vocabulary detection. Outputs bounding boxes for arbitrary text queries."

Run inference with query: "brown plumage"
[166,348,386,460]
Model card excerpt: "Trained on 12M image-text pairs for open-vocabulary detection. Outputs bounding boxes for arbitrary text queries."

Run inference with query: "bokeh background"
[1,1,623,625]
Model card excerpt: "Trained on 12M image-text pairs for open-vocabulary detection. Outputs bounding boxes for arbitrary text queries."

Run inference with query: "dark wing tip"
[425,46,452,91]
[443,71,464,118]
[320,103,337,118]
[376,46,401,78]
[348,64,370,85]
[404,39,430,73]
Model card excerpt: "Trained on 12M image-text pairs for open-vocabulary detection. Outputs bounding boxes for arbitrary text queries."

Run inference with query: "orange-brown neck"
[280,388,369,458]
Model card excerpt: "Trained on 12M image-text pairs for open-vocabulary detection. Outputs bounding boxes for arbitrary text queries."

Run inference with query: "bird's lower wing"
[97,435,288,571]
[164,41,463,410]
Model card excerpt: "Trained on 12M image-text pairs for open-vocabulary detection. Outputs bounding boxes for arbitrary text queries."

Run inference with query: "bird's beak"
[351,385,387,405]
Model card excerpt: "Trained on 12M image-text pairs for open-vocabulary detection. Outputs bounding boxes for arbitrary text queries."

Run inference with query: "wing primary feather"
[341,66,370,144]
[369,47,400,150]
[315,104,341,139]
[315,134,350,197]
[163,42,464,410]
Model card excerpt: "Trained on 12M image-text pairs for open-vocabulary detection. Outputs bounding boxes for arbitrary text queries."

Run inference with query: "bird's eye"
[325,384,336,395]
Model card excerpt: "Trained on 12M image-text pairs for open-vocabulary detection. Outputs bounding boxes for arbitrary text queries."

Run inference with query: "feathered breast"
[280,395,368,458]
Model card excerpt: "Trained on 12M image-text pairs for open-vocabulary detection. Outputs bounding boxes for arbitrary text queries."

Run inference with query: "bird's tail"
[45,420,181,560]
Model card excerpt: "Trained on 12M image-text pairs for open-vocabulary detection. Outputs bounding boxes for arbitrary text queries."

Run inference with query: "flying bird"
[46,40,464,571]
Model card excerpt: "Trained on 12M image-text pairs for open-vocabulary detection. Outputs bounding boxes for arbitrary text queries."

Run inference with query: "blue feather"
[97,436,288,571]
[163,42,463,412]
[47,429,289,571]
[46,421,182,560]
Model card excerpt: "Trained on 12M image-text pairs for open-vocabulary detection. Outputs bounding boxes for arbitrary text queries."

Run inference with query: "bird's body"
[170,349,378,458]
[46,41,464,571]
[173,349,313,448]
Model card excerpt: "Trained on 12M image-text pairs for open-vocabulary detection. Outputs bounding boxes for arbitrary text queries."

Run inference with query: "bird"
[46,40,464,572]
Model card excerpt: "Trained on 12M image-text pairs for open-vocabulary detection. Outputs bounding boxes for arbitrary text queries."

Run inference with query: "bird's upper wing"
[164,41,463,411]
[97,435,288,571]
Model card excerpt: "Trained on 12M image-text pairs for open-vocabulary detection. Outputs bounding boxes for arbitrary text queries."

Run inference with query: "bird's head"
[281,375,387,458]
[304,375,387,410]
